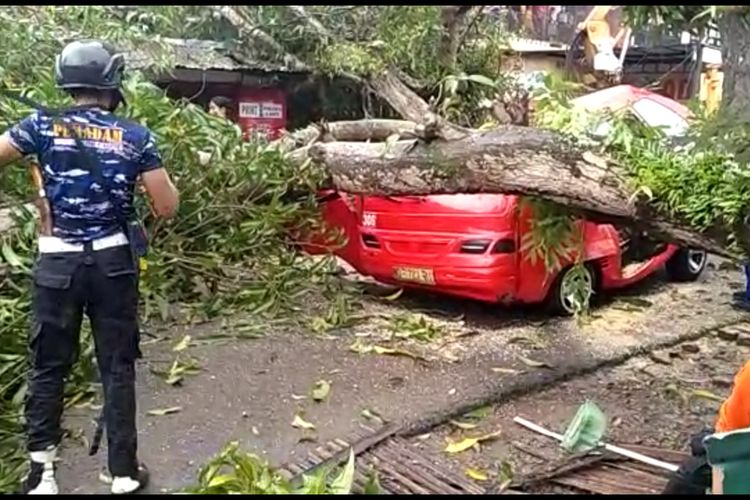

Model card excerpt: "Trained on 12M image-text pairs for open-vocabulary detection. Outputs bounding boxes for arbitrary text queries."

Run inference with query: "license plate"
[394,266,435,285]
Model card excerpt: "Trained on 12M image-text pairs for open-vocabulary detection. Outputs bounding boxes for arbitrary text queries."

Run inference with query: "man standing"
[0,40,179,494]
[731,264,750,311]
[208,95,234,120]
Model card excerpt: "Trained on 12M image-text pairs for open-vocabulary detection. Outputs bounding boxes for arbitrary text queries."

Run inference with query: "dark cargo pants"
[26,243,141,478]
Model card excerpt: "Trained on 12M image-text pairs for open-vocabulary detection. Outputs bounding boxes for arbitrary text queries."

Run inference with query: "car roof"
[570,84,691,119]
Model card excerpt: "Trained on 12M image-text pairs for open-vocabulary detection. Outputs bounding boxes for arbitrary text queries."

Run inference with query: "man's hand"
[140,167,179,219]
[0,132,23,168]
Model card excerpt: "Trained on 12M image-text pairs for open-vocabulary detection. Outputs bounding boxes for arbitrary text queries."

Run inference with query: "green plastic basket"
[561,401,608,454]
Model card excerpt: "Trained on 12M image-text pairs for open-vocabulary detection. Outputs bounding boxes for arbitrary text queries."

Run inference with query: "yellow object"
[139,258,148,272]
[700,67,723,114]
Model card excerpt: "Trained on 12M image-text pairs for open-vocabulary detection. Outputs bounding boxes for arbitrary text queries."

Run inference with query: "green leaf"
[362,471,381,494]
[329,449,356,494]
[1,243,23,268]
[207,474,235,488]
[465,74,497,88]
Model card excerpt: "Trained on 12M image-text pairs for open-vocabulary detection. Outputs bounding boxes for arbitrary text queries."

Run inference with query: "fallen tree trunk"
[307,125,734,257]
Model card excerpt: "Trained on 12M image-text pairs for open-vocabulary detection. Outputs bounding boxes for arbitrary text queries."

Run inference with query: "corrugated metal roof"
[124,37,303,73]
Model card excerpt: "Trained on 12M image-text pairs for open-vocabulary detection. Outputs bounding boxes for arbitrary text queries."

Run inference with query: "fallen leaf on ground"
[450,420,478,430]
[517,355,552,369]
[497,460,514,491]
[466,468,488,481]
[491,367,522,375]
[373,345,422,359]
[349,341,423,360]
[361,408,385,423]
[292,414,316,430]
[173,335,192,352]
[415,433,431,441]
[363,472,381,495]
[251,426,260,436]
[464,406,491,421]
[311,380,331,402]
[691,389,724,402]
[444,431,501,454]
[147,406,182,416]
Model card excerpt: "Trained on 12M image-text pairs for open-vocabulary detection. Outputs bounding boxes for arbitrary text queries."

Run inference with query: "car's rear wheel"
[547,263,596,316]
[665,248,707,282]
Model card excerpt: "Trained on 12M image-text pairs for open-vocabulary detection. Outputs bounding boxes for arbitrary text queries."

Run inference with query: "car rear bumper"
[359,255,518,303]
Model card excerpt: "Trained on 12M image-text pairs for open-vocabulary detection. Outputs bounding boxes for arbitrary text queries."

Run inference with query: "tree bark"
[439,6,473,70]
[307,126,733,257]
[718,11,750,111]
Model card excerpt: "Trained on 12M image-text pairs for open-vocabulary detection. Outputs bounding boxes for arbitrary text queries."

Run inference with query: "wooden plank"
[286,423,399,488]
[386,438,485,493]
[557,465,664,494]
[619,443,689,464]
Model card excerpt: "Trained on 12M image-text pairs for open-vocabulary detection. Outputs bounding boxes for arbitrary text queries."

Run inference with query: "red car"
[305,85,707,315]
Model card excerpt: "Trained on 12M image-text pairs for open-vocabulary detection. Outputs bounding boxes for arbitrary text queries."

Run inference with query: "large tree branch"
[286,5,330,40]
[280,4,468,140]
[307,126,734,257]
[214,6,310,71]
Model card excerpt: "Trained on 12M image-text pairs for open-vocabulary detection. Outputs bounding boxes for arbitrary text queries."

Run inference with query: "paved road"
[57,258,748,493]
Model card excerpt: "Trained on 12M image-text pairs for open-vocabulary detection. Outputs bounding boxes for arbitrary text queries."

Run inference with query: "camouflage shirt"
[8,106,162,243]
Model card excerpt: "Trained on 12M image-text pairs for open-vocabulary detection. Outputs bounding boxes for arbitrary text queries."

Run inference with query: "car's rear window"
[631,98,688,137]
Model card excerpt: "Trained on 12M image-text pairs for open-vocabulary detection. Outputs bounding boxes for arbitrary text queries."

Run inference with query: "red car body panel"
[303,86,688,305]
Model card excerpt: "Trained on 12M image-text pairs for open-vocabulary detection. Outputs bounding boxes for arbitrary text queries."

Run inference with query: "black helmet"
[55,40,125,90]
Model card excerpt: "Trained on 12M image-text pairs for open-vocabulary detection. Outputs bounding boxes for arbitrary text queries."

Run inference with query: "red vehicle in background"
[305,85,707,315]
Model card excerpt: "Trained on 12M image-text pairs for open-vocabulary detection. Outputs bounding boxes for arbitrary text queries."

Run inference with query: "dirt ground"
[54,258,749,493]
[408,326,750,493]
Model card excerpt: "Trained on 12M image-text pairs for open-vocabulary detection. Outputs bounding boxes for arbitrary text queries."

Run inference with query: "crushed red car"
[303,85,707,315]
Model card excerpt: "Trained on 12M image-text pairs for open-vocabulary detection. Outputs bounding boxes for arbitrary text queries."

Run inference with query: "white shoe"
[111,476,141,494]
[110,463,149,495]
[23,447,59,495]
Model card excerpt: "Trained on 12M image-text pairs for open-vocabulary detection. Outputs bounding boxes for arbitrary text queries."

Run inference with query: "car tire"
[546,263,597,316]
[665,248,707,282]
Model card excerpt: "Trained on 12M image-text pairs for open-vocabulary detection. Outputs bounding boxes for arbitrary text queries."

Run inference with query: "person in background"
[0,39,179,494]
[662,358,750,494]
[731,264,750,311]
[208,95,234,120]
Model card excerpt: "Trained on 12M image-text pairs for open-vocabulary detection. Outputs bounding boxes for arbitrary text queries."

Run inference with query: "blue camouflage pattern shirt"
[8,107,162,243]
